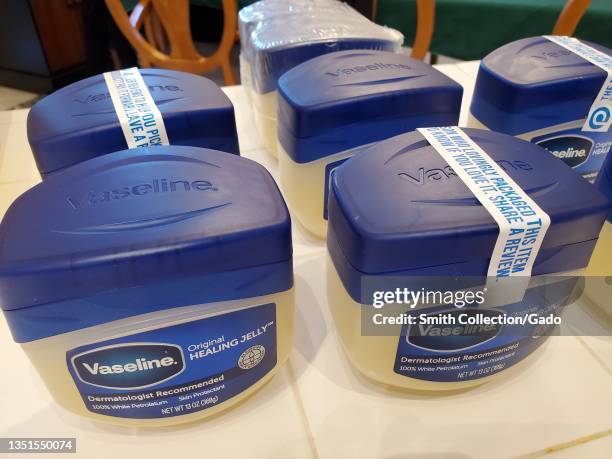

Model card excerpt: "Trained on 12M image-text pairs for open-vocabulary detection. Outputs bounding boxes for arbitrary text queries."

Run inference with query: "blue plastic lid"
[0,146,292,342]
[470,37,610,135]
[595,152,612,221]
[278,50,462,163]
[328,129,609,296]
[27,69,240,176]
[250,14,403,94]
[253,39,401,95]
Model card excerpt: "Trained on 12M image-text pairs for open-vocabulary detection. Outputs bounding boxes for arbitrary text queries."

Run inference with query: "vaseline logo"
[73,85,183,104]
[549,147,586,159]
[398,159,533,185]
[536,136,593,168]
[407,309,503,352]
[530,49,572,60]
[71,343,185,389]
[67,178,217,209]
[325,62,411,77]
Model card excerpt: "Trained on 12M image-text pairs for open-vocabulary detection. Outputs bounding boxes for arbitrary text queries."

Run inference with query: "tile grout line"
[574,295,612,376]
[513,428,612,459]
[576,335,612,377]
[286,359,321,459]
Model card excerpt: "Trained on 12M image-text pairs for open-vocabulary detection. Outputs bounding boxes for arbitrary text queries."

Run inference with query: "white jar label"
[417,126,551,305]
[103,67,170,149]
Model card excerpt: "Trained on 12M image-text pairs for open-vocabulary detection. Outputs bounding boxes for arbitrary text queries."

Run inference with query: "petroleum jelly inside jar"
[0,145,295,426]
[326,128,609,390]
[277,50,462,238]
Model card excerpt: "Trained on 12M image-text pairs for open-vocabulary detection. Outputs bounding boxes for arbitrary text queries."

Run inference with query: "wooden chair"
[105,0,237,85]
[411,0,434,60]
[552,0,592,35]
[371,0,591,61]
[367,0,434,61]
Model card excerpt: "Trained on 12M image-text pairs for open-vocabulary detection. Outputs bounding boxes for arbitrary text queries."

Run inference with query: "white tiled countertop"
[0,63,610,459]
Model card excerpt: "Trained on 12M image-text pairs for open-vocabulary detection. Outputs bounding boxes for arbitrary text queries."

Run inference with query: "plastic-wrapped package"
[239,0,314,101]
[239,0,372,99]
[239,0,403,155]
[239,0,327,63]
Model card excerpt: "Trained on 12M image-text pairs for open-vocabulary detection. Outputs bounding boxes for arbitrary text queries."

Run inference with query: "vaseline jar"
[585,151,612,309]
[247,6,402,156]
[277,50,462,238]
[28,69,239,177]
[468,36,611,181]
[0,146,294,426]
[238,0,321,104]
[326,128,608,390]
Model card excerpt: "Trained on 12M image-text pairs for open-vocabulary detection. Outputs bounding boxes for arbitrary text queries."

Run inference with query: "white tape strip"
[544,36,612,133]
[418,127,551,304]
[103,67,170,148]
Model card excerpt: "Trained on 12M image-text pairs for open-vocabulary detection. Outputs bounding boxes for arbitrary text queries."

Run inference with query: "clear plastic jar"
[326,129,608,390]
[0,146,295,425]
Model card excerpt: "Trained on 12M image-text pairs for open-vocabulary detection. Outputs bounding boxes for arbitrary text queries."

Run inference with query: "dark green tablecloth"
[376,0,612,60]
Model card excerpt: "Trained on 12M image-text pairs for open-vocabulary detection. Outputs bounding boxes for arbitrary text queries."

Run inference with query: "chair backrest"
[552,0,592,36]
[105,0,237,84]
[369,0,433,61]
[372,0,592,61]
[411,0,434,60]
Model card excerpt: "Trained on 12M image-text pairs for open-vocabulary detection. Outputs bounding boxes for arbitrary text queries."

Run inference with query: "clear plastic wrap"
[239,0,403,94]
[239,1,317,60]
[239,0,322,99]
[238,0,403,155]
[239,1,360,95]
[239,0,370,64]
